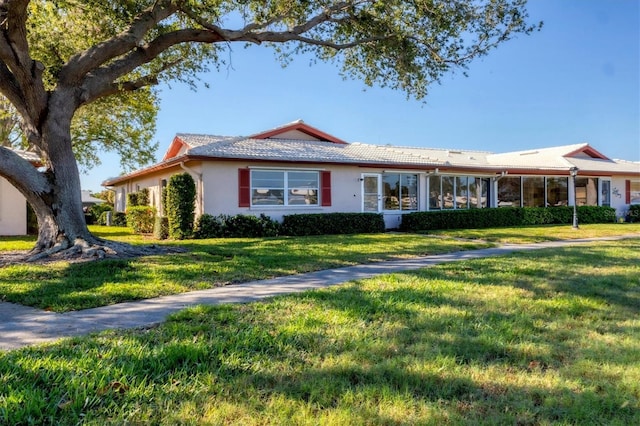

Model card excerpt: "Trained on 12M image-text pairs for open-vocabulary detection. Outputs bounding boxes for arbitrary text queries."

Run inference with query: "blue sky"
[84,0,639,191]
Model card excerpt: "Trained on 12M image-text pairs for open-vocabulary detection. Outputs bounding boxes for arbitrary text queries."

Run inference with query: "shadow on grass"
[3,275,637,424]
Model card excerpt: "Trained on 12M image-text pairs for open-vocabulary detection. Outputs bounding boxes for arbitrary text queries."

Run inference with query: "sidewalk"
[1,235,636,351]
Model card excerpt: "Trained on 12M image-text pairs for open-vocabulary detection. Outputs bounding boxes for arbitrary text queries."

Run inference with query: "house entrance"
[362,174,382,212]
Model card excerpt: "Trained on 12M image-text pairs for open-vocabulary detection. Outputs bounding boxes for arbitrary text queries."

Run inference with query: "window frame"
[250,169,320,207]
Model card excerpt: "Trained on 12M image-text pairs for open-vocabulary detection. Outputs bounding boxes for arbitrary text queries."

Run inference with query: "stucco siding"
[0,177,26,236]
[611,176,632,218]
[200,162,366,222]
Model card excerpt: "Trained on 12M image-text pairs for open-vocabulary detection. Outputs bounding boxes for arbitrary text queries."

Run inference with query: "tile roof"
[102,129,640,186]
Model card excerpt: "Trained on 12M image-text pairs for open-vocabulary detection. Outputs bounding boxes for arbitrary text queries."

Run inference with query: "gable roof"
[249,119,347,144]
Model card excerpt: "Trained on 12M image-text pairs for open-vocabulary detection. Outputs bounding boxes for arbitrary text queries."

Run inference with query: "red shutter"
[625,180,631,204]
[238,168,250,207]
[321,171,332,207]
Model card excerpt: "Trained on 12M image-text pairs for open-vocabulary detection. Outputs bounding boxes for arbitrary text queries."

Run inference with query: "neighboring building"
[81,190,105,211]
[102,120,640,229]
[0,150,41,236]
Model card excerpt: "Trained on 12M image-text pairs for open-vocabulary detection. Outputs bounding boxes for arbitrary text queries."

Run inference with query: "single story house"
[102,120,640,229]
[0,149,41,236]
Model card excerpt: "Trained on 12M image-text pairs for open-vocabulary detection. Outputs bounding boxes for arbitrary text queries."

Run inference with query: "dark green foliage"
[577,206,616,224]
[90,203,114,225]
[154,216,169,240]
[166,173,196,240]
[126,206,156,234]
[282,213,385,236]
[127,188,149,207]
[113,212,127,227]
[401,206,616,232]
[26,203,38,235]
[194,214,281,238]
[627,205,640,223]
[98,211,127,227]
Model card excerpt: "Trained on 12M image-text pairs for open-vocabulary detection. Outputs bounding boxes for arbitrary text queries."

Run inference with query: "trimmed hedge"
[127,188,149,207]
[166,173,196,240]
[126,205,156,234]
[626,205,640,223]
[282,213,385,236]
[400,206,616,232]
[154,216,169,240]
[194,214,280,238]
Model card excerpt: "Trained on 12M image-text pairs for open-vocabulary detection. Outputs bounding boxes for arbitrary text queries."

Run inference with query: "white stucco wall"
[611,176,633,219]
[0,177,26,236]
[201,162,368,222]
[107,160,639,229]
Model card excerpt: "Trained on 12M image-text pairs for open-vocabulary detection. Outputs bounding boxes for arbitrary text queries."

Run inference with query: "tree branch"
[0,144,49,197]
[58,0,179,86]
[0,0,47,131]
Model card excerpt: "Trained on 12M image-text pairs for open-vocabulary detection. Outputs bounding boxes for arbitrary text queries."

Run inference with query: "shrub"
[153,216,169,240]
[627,205,640,223]
[194,214,224,238]
[194,214,281,238]
[127,188,149,207]
[26,203,38,235]
[91,204,114,225]
[166,173,196,239]
[577,206,616,224]
[282,213,385,236]
[400,206,616,232]
[113,212,127,227]
[126,206,156,234]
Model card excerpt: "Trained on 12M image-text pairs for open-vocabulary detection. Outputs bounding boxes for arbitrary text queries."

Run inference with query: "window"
[251,170,319,206]
[498,177,521,207]
[575,177,599,206]
[429,175,441,209]
[455,176,470,209]
[442,176,455,209]
[523,177,544,207]
[601,180,611,206]
[546,177,568,206]
[470,178,490,208]
[382,173,418,211]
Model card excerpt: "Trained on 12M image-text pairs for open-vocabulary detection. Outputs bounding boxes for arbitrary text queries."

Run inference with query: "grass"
[424,223,640,244]
[0,229,493,312]
[1,224,639,312]
[1,239,638,424]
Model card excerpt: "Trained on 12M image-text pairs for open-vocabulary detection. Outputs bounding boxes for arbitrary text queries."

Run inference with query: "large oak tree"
[0,0,538,259]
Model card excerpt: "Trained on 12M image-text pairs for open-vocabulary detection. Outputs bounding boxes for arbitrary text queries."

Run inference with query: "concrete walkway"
[1,235,637,351]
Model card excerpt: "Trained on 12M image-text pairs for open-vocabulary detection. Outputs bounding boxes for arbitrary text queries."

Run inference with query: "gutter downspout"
[180,162,204,216]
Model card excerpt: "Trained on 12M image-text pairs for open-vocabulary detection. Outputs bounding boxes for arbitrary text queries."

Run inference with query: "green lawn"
[1,224,639,312]
[1,239,638,425]
[0,229,493,312]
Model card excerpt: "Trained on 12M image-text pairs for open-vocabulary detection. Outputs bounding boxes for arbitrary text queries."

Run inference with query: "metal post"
[570,167,579,229]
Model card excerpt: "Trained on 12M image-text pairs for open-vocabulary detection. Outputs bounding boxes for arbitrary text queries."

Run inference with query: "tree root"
[2,238,185,266]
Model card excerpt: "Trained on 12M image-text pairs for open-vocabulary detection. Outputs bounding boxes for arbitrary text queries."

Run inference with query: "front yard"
[0,235,638,424]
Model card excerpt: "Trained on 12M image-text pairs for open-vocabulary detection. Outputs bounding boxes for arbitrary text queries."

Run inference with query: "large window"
[430,175,489,210]
[455,177,470,209]
[429,175,441,209]
[251,170,318,206]
[383,173,418,211]
[497,177,521,207]
[523,177,545,207]
[546,177,568,206]
[575,177,599,206]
